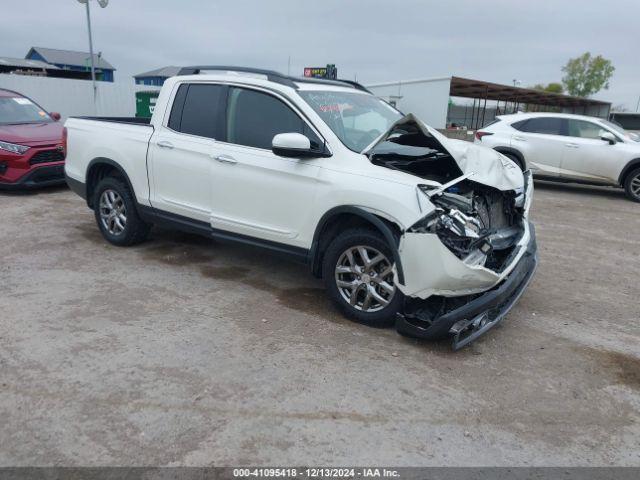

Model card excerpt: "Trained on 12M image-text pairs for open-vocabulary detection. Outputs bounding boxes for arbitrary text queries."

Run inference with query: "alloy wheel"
[99,189,127,236]
[630,172,640,199]
[334,245,396,312]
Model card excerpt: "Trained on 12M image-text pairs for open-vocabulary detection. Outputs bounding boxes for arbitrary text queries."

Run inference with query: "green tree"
[544,82,564,94]
[562,52,614,97]
[531,82,564,94]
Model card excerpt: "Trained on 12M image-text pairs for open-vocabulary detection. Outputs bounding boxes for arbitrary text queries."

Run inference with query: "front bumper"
[0,164,66,190]
[396,223,538,350]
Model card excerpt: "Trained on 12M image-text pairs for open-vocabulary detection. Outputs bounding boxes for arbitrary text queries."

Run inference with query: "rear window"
[512,117,565,135]
[168,83,225,139]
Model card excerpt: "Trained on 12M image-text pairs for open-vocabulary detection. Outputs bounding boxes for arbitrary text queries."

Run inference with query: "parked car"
[475,112,640,202]
[609,112,640,136]
[0,88,65,189]
[64,66,537,349]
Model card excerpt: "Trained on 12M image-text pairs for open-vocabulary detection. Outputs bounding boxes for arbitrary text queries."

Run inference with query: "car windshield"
[298,90,403,152]
[602,119,639,142]
[0,97,52,125]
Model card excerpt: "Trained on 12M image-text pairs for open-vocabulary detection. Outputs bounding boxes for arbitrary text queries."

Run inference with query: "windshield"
[601,119,639,142]
[298,90,403,152]
[0,97,52,125]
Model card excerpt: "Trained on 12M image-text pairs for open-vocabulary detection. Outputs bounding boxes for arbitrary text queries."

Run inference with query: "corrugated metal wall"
[0,74,160,120]
[366,77,452,129]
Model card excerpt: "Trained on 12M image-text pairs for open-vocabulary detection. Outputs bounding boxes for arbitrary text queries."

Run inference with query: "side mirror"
[272,133,322,158]
[50,112,61,121]
[600,131,617,145]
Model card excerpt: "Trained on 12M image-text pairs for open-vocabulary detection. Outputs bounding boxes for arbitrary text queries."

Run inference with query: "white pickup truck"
[64,66,537,349]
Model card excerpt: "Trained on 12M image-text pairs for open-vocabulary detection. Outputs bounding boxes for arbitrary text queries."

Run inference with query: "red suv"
[0,88,65,189]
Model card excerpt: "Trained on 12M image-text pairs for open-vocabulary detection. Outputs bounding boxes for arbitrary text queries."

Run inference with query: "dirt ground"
[0,181,638,466]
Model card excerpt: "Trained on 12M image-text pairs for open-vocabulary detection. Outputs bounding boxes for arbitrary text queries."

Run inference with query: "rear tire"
[93,176,150,246]
[322,228,404,328]
[623,167,640,203]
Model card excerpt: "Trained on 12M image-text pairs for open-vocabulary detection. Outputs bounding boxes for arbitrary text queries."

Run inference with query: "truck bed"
[64,116,155,204]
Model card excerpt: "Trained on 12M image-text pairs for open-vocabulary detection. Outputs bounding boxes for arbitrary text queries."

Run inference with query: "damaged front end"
[366,114,538,349]
[415,179,526,272]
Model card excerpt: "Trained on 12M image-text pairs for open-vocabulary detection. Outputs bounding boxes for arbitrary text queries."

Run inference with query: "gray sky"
[4,0,639,109]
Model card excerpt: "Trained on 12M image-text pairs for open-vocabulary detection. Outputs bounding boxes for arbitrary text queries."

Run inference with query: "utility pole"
[77,0,109,105]
[84,0,97,96]
[636,95,640,113]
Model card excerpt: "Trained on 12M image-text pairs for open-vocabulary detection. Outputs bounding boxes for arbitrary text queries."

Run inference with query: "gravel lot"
[1,181,638,466]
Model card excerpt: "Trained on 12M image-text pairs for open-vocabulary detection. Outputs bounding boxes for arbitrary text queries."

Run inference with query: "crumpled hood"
[364,113,523,191]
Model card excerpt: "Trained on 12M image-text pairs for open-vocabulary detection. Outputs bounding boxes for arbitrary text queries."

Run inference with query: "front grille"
[29,149,65,165]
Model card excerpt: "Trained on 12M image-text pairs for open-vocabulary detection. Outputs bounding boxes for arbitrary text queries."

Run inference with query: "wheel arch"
[85,158,137,209]
[618,158,640,186]
[493,147,525,170]
[309,206,405,284]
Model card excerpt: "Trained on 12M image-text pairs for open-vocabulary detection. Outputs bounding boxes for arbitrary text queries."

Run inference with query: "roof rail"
[176,66,366,92]
[176,66,297,88]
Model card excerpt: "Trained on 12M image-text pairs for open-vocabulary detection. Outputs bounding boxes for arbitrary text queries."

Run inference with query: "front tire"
[623,167,640,202]
[93,176,150,246]
[322,228,403,327]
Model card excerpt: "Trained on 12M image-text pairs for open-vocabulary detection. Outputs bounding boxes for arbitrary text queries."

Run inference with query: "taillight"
[475,131,493,141]
[62,127,68,158]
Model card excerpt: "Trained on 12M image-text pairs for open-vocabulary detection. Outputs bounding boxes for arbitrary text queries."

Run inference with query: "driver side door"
[560,119,623,184]
[209,86,326,248]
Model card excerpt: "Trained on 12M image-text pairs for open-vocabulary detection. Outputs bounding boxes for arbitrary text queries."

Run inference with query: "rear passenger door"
[148,83,225,222]
[209,86,324,247]
[511,117,567,178]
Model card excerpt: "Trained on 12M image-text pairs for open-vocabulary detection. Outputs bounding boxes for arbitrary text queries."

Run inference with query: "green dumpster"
[135,90,160,118]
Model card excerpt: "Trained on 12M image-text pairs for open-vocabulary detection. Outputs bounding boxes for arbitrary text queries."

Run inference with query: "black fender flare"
[493,147,525,170]
[618,158,640,186]
[85,157,138,209]
[308,206,405,284]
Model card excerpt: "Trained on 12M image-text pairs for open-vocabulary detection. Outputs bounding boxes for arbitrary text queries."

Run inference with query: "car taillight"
[475,131,493,141]
[62,127,68,157]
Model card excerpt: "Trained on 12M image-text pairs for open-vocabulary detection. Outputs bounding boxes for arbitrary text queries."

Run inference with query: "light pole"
[76,0,109,98]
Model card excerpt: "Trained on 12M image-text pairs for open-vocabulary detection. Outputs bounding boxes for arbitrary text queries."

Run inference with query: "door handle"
[513,136,527,142]
[565,143,579,148]
[214,154,237,164]
[157,141,174,149]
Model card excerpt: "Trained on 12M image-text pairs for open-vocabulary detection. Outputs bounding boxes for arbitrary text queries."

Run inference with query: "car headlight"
[0,140,30,155]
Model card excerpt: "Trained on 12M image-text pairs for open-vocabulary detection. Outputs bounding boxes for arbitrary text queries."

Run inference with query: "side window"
[567,120,605,139]
[226,87,322,150]
[167,84,188,131]
[514,117,566,136]
[511,119,528,131]
[168,83,225,139]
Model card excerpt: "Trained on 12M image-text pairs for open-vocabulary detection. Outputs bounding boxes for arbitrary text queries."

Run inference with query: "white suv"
[64,66,537,349]
[475,112,640,202]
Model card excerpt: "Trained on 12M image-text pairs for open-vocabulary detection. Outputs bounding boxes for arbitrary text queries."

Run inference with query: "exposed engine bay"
[368,116,526,274]
[413,181,525,272]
